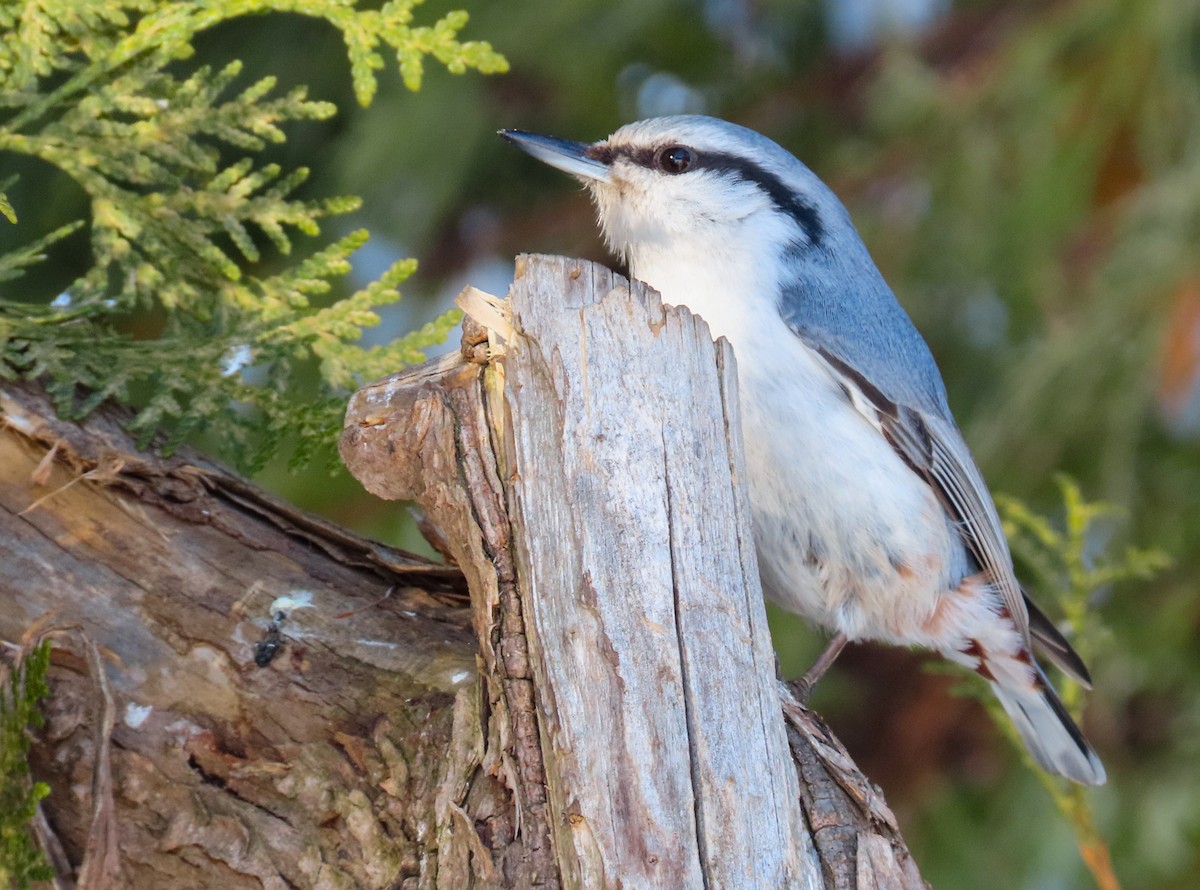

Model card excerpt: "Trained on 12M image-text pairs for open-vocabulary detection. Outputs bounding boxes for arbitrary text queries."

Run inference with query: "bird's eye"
[657,145,693,175]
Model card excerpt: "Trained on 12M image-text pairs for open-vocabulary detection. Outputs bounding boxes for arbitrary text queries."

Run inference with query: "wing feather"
[923,415,1028,640]
[811,346,1030,642]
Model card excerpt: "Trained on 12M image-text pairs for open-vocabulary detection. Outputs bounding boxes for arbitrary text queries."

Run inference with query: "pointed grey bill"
[499,130,611,183]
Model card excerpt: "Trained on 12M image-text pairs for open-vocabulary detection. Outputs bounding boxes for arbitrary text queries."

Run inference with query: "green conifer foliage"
[0,1,507,470]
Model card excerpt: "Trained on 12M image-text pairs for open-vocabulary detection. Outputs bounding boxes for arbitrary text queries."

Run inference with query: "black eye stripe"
[585,145,656,167]
[586,142,824,246]
[695,151,824,246]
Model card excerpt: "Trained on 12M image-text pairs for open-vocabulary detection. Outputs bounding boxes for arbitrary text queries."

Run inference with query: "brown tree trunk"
[1,255,925,889]
[0,379,489,889]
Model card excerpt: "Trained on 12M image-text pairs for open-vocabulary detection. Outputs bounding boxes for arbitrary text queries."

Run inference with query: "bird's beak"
[499,130,611,184]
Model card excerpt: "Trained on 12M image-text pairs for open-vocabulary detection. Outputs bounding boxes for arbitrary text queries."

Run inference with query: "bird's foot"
[790,631,849,704]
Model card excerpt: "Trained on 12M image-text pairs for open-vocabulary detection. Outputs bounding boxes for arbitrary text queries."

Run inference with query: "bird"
[500,115,1105,786]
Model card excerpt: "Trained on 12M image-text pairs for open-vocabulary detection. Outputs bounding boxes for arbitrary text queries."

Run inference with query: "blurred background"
[8,0,1200,886]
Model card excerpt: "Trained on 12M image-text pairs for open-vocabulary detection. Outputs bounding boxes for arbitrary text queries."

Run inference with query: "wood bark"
[0,253,924,889]
[0,382,501,888]
[339,254,927,889]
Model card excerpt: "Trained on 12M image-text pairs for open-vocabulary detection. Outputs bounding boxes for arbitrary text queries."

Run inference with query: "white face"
[584,140,779,260]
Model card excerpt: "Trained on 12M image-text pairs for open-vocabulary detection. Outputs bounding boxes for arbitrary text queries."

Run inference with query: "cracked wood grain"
[502,257,814,889]
[341,346,558,889]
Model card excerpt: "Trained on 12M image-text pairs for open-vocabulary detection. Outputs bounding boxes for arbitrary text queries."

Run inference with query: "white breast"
[630,243,963,644]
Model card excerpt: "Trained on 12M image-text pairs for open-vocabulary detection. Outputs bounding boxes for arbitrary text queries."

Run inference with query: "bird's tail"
[989,669,1106,786]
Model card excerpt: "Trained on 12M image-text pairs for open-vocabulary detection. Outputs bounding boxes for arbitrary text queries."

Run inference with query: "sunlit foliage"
[0,0,505,469]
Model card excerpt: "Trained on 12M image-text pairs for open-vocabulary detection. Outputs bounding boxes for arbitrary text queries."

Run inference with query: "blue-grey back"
[776,219,954,424]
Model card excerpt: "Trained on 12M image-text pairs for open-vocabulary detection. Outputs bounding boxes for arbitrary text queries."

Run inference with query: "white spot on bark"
[124,702,153,728]
[269,590,314,619]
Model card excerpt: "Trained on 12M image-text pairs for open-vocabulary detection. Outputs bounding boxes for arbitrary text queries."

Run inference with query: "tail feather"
[990,672,1106,786]
[1024,589,1092,689]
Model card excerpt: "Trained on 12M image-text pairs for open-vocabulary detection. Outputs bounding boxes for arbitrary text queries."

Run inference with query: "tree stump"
[339,254,926,889]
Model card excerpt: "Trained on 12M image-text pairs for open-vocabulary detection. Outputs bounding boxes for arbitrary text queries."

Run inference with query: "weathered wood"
[504,257,813,888]
[338,340,562,888]
[0,383,510,889]
[341,254,928,889]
